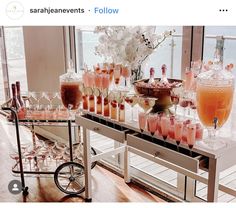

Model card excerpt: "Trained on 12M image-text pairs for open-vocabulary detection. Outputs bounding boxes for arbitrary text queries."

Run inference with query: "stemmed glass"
[124,93,138,123]
[147,113,158,136]
[179,93,189,118]
[114,64,121,89]
[160,115,170,145]
[102,73,110,117]
[138,111,147,137]
[31,92,43,109]
[86,72,95,113]
[121,65,131,89]
[170,88,181,116]
[109,91,118,121]
[44,92,57,108]
[186,124,196,156]
[174,119,183,151]
[137,97,156,113]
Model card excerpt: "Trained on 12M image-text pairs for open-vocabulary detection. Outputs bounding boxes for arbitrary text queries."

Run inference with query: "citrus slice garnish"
[93,87,101,97]
[85,87,93,96]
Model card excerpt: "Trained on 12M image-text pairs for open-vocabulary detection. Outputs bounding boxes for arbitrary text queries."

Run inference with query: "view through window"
[4,26,28,95]
[75,26,183,79]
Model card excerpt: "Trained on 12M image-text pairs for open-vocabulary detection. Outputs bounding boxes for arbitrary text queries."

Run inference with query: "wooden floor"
[0,115,164,202]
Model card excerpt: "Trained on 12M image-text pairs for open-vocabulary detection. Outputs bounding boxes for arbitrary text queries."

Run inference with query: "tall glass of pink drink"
[138,112,147,132]
[147,113,158,136]
[161,116,169,141]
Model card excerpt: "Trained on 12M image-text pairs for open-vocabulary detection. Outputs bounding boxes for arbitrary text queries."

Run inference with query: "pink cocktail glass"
[114,65,121,88]
[121,66,130,88]
[195,123,203,141]
[102,74,110,90]
[87,72,95,112]
[138,112,147,133]
[95,73,103,89]
[174,120,183,151]
[168,116,175,140]
[187,124,196,156]
[147,114,157,136]
[161,116,169,141]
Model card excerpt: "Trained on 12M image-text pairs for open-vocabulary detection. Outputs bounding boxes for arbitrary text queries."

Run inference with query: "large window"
[75,26,183,79]
[4,27,28,94]
[0,44,5,102]
[0,26,27,102]
[203,26,236,77]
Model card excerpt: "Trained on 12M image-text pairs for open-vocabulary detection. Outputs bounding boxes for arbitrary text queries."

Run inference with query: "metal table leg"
[3,108,29,196]
[207,158,219,202]
[83,127,92,202]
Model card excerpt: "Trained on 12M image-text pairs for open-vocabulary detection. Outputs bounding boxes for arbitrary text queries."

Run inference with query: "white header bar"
[0,0,235,25]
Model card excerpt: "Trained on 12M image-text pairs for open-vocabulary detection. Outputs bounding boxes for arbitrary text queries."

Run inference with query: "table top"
[76,110,236,159]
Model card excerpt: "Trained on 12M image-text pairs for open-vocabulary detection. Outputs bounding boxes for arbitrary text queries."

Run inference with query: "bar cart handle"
[154,151,160,157]
[93,127,100,132]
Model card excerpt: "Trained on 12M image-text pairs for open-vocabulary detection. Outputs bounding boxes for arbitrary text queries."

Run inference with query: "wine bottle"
[16,81,24,107]
[10,84,21,119]
[160,64,169,84]
[148,67,155,84]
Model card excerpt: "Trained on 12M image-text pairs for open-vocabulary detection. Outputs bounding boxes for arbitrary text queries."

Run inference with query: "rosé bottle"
[147,114,158,136]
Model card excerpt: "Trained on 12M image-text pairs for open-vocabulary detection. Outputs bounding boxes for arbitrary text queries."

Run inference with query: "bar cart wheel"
[90,147,97,169]
[22,187,29,196]
[54,161,85,195]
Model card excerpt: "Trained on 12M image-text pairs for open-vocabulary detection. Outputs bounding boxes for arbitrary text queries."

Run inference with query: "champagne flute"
[171,88,181,116]
[147,113,158,137]
[137,97,156,113]
[186,124,196,156]
[138,111,147,137]
[125,93,138,122]
[121,65,131,89]
[114,64,121,89]
[44,92,57,108]
[160,115,169,145]
[174,119,183,151]
[31,92,43,109]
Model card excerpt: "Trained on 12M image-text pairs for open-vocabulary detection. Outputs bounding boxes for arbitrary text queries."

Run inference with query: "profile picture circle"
[6,1,24,20]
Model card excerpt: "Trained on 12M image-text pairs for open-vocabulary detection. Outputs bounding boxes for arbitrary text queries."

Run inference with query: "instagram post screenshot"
[0,0,236,207]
